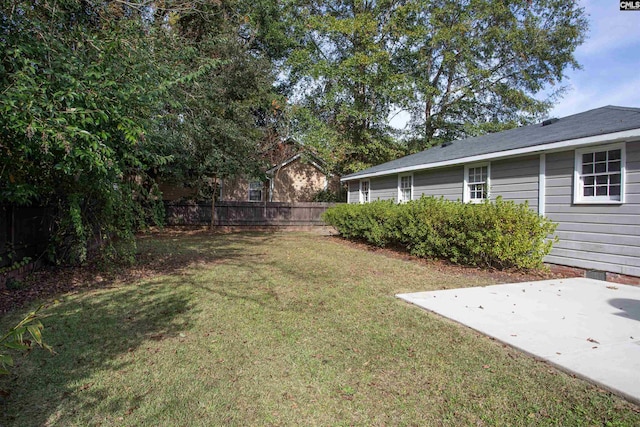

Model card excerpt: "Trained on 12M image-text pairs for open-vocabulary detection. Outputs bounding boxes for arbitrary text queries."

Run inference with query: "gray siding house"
[342,106,640,277]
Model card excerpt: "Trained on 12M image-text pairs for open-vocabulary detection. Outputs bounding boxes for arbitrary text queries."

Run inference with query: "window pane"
[608,149,621,161]
[468,167,487,184]
[470,183,485,200]
[249,190,261,201]
[578,147,624,201]
[609,161,621,172]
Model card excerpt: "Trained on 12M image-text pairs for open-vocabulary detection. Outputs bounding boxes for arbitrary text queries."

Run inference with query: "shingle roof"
[342,106,640,181]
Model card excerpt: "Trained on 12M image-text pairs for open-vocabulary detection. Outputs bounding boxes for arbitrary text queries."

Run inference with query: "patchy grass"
[1,231,638,426]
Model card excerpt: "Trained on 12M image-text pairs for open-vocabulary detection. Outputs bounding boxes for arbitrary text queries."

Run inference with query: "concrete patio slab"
[396,278,640,404]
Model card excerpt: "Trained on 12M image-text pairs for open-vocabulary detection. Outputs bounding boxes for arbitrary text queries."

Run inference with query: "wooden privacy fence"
[165,201,337,226]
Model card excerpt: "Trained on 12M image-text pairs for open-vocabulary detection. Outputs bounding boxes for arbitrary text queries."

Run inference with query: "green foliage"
[0,1,275,264]
[389,0,588,148]
[153,2,278,189]
[0,306,53,376]
[284,0,407,173]
[0,1,173,264]
[312,188,346,203]
[280,0,588,168]
[323,197,558,270]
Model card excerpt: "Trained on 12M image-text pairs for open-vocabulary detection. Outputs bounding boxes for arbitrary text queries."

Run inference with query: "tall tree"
[285,0,406,173]
[282,0,588,168]
[391,0,588,150]
[150,0,282,193]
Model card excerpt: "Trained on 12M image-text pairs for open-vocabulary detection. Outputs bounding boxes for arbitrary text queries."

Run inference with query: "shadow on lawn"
[134,230,276,268]
[0,231,277,315]
[0,274,200,425]
[0,231,277,425]
[0,278,196,426]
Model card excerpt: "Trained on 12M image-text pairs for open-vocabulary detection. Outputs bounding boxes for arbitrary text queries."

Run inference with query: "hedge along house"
[341,106,640,278]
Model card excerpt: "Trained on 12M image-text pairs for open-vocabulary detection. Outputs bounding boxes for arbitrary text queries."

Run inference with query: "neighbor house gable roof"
[265,152,327,176]
[342,106,640,181]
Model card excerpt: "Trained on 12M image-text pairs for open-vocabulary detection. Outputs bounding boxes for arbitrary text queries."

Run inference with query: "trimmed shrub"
[322,197,557,270]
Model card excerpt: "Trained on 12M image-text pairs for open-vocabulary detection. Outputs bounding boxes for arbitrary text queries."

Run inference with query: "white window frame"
[359,179,370,204]
[397,173,413,203]
[464,163,490,203]
[248,180,263,202]
[574,143,625,204]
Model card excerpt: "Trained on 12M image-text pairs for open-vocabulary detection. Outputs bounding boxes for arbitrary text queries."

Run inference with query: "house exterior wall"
[544,141,640,277]
[344,140,640,277]
[270,159,327,202]
[222,159,329,203]
[490,155,539,212]
[413,166,464,201]
[221,176,260,202]
[370,175,398,201]
[347,181,359,203]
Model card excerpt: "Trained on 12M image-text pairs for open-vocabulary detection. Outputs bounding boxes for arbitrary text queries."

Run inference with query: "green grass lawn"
[1,231,638,426]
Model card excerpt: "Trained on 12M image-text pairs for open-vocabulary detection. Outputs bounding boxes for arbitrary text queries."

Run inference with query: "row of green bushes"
[322,197,557,270]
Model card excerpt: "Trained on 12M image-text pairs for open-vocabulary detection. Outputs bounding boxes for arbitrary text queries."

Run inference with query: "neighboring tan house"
[341,105,640,278]
[221,141,338,203]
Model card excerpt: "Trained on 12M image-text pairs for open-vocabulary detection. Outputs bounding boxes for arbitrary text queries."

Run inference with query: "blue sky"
[547,0,640,118]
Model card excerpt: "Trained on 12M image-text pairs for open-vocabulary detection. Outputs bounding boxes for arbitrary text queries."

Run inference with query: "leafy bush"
[322,197,557,270]
[312,188,348,203]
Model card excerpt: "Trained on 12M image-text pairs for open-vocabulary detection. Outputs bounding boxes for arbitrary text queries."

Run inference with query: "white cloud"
[549,77,640,118]
[576,0,640,55]
[548,84,595,118]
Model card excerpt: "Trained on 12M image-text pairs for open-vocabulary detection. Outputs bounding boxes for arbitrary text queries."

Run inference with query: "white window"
[248,181,263,202]
[359,180,370,203]
[398,174,413,203]
[464,163,490,203]
[574,143,625,204]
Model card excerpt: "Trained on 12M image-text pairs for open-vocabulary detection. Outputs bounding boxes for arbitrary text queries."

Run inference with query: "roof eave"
[266,152,328,176]
[341,128,640,182]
